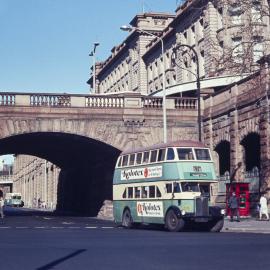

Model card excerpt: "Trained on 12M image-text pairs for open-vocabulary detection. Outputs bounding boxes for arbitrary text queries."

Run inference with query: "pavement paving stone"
[223,217,270,233]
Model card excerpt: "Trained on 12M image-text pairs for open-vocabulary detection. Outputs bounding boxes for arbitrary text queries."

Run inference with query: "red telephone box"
[226,182,250,217]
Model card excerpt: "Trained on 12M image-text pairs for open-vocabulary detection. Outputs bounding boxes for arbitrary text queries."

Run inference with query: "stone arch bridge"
[0,92,198,214]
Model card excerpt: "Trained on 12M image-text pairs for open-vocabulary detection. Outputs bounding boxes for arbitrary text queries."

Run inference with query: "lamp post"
[89,42,100,94]
[120,25,167,143]
[171,44,202,142]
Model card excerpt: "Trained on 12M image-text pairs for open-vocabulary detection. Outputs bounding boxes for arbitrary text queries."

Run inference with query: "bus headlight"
[220,209,225,215]
[181,210,186,216]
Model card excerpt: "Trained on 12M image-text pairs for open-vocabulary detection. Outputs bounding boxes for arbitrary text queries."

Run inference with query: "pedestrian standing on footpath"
[259,193,269,221]
[0,194,5,219]
[228,192,240,222]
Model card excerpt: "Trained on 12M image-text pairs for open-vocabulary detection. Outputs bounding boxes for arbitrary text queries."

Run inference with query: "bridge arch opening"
[240,132,260,173]
[0,132,121,216]
[214,140,230,176]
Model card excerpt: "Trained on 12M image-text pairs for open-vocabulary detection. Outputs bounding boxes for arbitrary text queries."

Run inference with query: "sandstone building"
[13,155,60,209]
[89,0,270,96]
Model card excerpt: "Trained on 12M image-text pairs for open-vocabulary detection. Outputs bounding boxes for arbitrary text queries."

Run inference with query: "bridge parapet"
[0,93,15,106]
[0,175,13,184]
[0,92,197,110]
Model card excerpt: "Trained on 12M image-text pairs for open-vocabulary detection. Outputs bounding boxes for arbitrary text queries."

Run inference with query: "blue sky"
[0,0,179,94]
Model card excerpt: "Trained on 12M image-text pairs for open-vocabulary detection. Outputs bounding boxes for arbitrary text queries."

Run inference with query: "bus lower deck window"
[128,187,133,198]
[173,183,181,193]
[134,187,141,198]
[156,187,161,197]
[142,187,148,198]
[166,183,172,193]
[149,186,155,198]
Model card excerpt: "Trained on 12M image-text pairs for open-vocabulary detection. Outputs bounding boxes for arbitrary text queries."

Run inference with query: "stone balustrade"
[0,92,197,110]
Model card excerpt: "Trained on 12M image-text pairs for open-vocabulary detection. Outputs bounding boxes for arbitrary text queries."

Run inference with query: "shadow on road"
[36,249,87,270]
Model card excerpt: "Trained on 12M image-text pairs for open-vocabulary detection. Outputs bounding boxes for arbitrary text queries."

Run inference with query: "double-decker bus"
[113,140,225,232]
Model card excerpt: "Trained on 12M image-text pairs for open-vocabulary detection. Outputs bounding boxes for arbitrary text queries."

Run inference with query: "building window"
[253,36,264,62]
[229,4,242,25]
[251,3,262,23]
[232,37,243,63]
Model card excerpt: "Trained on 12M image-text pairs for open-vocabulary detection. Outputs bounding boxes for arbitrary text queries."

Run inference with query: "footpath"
[222,217,270,234]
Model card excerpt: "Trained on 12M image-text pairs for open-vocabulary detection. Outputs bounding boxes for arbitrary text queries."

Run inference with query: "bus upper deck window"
[195,149,211,160]
[150,150,158,163]
[177,148,194,160]
[122,155,129,167]
[129,154,135,166]
[167,148,175,160]
[136,153,142,165]
[143,151,150,164]
[117,156,122,167]
[157,149,166,162]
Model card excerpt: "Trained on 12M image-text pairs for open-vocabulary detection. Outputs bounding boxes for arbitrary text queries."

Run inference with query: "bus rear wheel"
[165,209,185,232]
[122,209,133,229]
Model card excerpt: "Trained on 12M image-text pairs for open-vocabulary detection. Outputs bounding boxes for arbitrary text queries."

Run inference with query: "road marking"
[0,227,11,229]
[35,227,46,229]
[16,227,29,229]
[68,227,80,229]
[101,226,114,229]
[51,227,64,229]
[85,226,97,229]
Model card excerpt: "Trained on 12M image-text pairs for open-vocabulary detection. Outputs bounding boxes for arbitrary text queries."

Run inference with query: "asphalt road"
[0,207,269,270]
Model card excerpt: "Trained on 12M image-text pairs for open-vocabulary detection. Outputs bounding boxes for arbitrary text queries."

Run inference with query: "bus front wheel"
[122,209,133,229]
[165,209,185,232]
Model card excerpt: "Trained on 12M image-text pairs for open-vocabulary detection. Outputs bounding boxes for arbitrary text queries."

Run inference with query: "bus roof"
[121,140,206,155]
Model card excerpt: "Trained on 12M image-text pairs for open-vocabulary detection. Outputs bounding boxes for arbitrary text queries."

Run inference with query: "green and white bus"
[113,140,225,232]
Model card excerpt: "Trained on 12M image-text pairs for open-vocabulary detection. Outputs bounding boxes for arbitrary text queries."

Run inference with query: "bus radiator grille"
[195,197,209,216]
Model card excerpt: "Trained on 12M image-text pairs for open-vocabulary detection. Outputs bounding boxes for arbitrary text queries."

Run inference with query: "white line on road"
[101,226,114,229]
[0,227,11,229]
[85,226,98,229]
[51,227,64,229]
[16,227,29,229]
